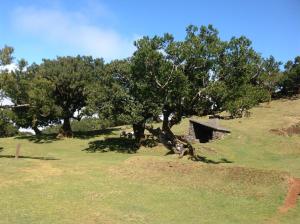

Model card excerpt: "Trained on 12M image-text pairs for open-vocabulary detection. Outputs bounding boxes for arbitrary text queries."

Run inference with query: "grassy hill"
[0,98,299,224]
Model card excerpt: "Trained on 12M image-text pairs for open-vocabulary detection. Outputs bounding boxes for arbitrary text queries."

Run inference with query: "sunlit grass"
[0,98,299,223]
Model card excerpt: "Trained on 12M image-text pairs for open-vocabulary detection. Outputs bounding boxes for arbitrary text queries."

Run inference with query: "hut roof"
[189,119,230,133]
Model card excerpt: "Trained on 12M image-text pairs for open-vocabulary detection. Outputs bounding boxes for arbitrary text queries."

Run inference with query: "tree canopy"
[0,24,298,156]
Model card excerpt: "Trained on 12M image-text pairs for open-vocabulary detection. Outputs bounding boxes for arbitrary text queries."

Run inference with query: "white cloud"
[12,6,136,61]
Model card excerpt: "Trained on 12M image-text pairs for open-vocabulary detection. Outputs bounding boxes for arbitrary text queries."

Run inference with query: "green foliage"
[39,56,104,119]
[280,56,300,96]
[1,61,60,133]
[42,117,119,134]
[0,109,18,137]
[1,26,296,139]
[37,56,105,135]
[257,56,282,98]
[224,85,269,117]
[0,45,14,66]
[205,36,273,117]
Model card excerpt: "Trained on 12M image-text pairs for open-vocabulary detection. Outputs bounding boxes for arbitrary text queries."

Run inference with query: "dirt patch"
[279,177,300,213]
[270,122,300,136]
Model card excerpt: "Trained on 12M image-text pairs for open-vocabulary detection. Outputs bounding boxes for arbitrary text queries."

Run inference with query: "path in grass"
[279,178,300,213]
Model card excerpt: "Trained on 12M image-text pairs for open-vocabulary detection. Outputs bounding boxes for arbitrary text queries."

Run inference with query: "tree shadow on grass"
[83,137,138,154]
[0,155,59,160]
[73,128,121,139]
[14,128,121,144]
[190,155,233,164]
[14,133,60,144]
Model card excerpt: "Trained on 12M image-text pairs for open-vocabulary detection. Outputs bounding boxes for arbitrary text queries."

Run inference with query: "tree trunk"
[162,110,176,143]
[32,125,41,136]
[133,121,145,144]
[145,125,195,158]
[162,110,170,132]
[159,109,195,157]
[58,118,73,138]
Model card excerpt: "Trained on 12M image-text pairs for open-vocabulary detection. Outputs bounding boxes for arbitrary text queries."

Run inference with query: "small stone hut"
[188,119,230,143]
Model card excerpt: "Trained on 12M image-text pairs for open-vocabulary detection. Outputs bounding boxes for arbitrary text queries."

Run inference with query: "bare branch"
[153,64,176,89]
[0,104,30,109]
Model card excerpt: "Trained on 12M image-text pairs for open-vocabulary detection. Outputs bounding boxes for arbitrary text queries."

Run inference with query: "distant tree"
[38,56,104,137]
[0,45,14,66]
[279,56,300,96]
[257,56,282,100]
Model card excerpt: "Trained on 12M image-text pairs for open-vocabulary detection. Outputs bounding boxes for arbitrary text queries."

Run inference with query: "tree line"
[1,25,299,154]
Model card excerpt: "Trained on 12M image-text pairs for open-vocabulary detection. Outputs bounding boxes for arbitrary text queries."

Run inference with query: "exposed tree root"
[145,125,195,158]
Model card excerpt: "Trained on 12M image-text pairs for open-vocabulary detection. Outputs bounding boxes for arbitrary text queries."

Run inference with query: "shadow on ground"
[84,137,138,153]
[73,128,120,139]
[0,155,59,160]
[191,155,233,164]
[15,133,60,144]
[15,128,121,144]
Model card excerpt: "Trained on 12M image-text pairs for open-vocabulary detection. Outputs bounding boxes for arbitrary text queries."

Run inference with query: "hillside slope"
[0,98,299,224]
[173,98,300,177]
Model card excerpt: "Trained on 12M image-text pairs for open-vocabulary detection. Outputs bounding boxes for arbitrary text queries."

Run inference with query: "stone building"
[188,119,230,143]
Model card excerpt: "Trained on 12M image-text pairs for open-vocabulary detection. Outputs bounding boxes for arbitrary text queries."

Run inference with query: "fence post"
[15,143,21,159]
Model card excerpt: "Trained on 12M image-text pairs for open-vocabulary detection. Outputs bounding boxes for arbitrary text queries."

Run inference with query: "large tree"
[88,57,162,143]
[38,56,104,137]
[129,25,223,154]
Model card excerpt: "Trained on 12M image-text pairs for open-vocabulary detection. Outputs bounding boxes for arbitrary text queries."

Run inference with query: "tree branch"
[153,65,176,89]
[0,104,30,109]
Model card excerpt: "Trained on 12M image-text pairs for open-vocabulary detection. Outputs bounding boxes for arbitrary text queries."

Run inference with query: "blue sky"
[0,0,299,64]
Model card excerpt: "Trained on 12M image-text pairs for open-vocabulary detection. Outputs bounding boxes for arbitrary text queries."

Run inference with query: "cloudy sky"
[0,0,299,64]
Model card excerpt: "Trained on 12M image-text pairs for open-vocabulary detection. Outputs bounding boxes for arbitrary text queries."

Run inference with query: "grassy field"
[0,98,299,224]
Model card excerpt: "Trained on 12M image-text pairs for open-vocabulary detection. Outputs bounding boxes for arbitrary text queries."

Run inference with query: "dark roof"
[189,119,230,133]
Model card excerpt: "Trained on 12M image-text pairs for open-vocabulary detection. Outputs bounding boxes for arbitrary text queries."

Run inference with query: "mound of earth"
[270,122,300,136]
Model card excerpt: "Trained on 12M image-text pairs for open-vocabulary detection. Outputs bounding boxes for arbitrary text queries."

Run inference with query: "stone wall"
[188,121,196,140]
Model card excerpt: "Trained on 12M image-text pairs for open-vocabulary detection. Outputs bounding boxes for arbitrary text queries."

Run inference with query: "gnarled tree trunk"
[162,110,177,143]
[146,113,195,158]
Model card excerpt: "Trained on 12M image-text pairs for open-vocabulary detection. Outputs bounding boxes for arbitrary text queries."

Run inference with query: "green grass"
[0,98,299,223]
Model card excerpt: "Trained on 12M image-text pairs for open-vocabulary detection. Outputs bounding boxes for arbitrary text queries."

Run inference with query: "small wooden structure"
[188,119,230,143]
